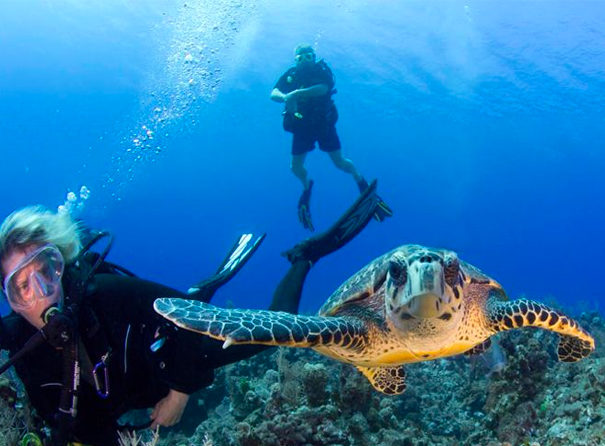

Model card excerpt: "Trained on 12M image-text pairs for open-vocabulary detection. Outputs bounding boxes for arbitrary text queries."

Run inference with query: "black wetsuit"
[0,261,310,445]
[274,60,340,155]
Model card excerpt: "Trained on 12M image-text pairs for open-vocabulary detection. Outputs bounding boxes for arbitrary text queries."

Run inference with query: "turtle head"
[385,247,461,324]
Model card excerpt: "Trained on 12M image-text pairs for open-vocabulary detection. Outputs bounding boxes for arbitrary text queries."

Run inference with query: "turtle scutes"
[154,244,596,396]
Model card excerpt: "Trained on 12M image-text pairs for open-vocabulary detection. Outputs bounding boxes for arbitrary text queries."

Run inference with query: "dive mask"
[295,52,315,63]
[2,244,64,310]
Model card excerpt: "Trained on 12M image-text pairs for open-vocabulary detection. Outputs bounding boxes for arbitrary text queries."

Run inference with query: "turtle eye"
[444,255,460,287]
[388,260,407,287]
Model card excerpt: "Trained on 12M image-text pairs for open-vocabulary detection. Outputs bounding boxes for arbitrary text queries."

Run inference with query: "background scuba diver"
[0,183,380,446]
[270,43,393,231]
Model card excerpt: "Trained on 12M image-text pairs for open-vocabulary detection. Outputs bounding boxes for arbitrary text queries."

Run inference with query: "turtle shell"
[318,245,408,316]
[318,244,502,317]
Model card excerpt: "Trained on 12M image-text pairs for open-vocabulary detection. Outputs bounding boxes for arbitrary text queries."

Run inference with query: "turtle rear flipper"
[486,298,595,360]
[356,365,406,395]
[154,298,367,349]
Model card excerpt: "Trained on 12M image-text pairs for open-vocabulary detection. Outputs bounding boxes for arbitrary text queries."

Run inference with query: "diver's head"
[294,44,316,67]
[0,206,82,328]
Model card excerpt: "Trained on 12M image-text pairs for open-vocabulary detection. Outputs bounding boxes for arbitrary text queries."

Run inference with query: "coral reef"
[0,357,37,446]
[1,309,603,446]
[181,309,604,446]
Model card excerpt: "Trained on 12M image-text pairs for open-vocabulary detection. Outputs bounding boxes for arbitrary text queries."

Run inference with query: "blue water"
[1,0,604,317]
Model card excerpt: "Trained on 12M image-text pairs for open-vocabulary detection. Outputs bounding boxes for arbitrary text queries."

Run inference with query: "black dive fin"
[297,180,315,231]
[284,180,379,265]
[357,178,393,222]
[373,198,393,221]
[187,233,266,302]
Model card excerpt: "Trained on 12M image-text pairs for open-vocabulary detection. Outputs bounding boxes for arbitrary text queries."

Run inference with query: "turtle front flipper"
[154,298,367,349]
[486,298,595,361]
[356,365,406,395]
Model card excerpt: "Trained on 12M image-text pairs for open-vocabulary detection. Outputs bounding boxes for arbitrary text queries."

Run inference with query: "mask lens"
[6,269,34,307]
[295,52,314,63]
[33,271,55,297]
[3,245,64,309]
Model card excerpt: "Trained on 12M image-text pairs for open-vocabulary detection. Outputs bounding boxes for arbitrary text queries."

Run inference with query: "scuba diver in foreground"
[0,181,380,446]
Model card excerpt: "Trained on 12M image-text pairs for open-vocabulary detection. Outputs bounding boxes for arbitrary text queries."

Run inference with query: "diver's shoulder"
[316,59,331,70]
[282,66,298,76]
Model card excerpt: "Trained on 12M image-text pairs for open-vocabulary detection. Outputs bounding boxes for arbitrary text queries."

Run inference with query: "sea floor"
[1,309,603,446]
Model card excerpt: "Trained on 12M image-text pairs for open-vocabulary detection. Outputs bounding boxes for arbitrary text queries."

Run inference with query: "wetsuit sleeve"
[88,275,213,395]
[89,260,308,389]
[316,61,335,90]
[274,68,296,93]
[183,261,311,369]
[180,334,270,370]
[89,274,183,323]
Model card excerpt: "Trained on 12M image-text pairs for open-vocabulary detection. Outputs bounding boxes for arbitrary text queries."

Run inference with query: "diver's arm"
[289,83,329,99]
[89,275,213,395]
[272,88,298,113]
[270,88,287,103]
[150,389,190,429]
[184,262,310,368]
[272,84,329,103]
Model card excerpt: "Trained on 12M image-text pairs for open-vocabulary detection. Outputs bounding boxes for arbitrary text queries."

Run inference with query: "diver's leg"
[269,183,378,313]
[291,153,310,189]
[268,260,311,313]
[174,189,379,368]
[324,120,392,222]
[284,179,378,265]
[328,149,363,183]
[292,143,315,230]
[319,126,362,183]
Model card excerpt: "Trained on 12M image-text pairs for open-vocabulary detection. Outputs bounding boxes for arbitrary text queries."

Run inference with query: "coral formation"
[183,309,604,446]
[1,308,603,445]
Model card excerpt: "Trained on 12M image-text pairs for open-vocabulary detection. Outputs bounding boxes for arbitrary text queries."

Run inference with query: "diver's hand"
[284,91,299,113]
[150,389,190,429]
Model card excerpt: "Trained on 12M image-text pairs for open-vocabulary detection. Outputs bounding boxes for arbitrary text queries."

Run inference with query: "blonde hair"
[0,206,83,268]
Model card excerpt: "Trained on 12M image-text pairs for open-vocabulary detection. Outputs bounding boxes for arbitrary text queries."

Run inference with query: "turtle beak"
[398,258,446,319]
[407,293,442,318]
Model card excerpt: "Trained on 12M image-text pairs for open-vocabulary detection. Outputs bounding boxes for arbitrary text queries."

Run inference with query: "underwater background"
[1,1,604,445]
[2,0,605,316]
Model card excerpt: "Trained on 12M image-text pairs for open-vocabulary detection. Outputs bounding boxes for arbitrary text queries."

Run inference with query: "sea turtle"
[154,244,595,395]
